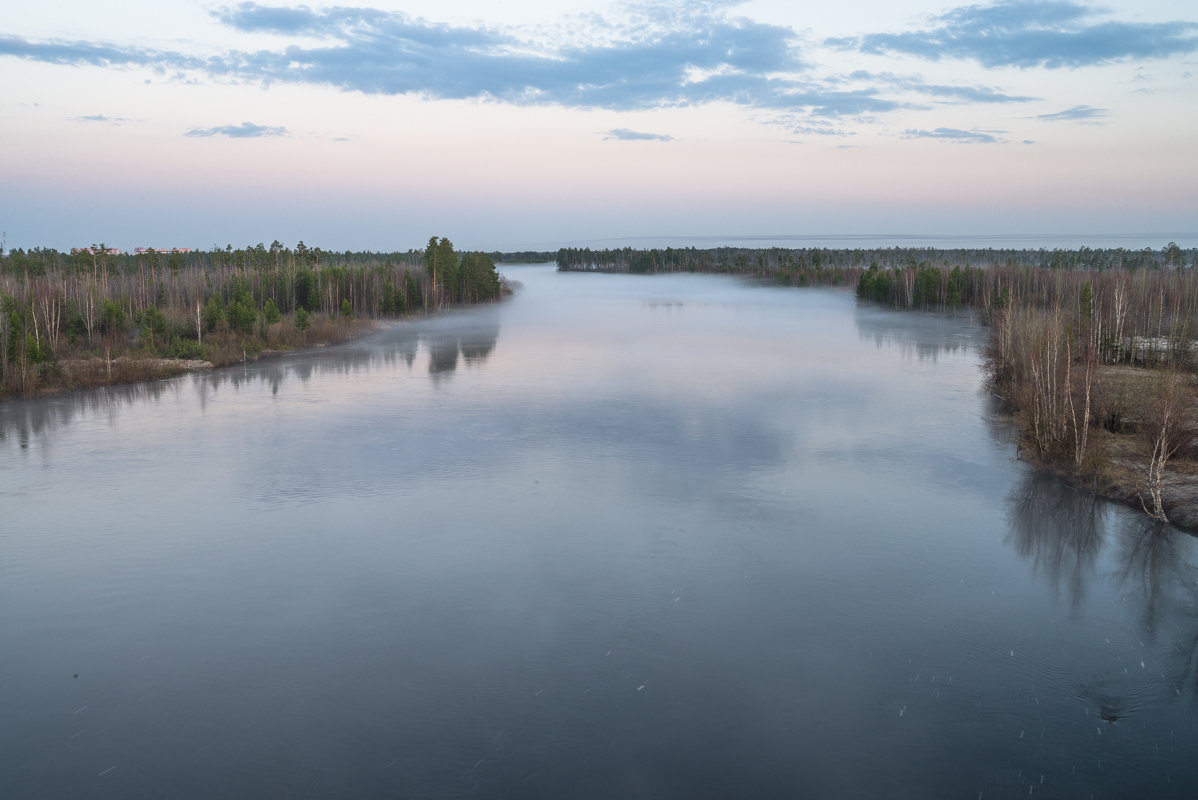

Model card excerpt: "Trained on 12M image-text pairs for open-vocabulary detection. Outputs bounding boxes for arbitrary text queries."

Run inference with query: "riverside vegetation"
[856,248,1198,528]
[559,241,1198,529]
[0,237,506,397]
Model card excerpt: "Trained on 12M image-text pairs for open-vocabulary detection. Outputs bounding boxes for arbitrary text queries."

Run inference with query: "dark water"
[3,265,1198,798]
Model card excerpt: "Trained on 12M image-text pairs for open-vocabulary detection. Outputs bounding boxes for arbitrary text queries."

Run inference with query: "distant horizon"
[6,231,1196,256]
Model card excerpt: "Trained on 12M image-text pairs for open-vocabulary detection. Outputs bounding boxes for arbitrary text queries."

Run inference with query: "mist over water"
[3,264,1198,798]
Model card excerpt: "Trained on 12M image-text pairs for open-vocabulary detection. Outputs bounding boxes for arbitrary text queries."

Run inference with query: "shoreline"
[1002,395,1198,534]
[0,240,510,401]
[0,317,386,402]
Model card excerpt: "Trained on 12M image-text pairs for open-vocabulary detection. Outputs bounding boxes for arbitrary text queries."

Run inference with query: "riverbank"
[1,237,508,399]
[1,315,382,400]
[1002,363,1198,531]
[845,253,1198,532]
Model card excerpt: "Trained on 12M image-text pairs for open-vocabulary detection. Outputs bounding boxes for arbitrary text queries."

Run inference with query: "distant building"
[133,247,191,254]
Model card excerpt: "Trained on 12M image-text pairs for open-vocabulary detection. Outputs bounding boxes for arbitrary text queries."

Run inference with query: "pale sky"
[1,0,1195,251]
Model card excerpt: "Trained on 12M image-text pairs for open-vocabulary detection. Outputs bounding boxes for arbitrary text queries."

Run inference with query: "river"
[3,264,1197,798]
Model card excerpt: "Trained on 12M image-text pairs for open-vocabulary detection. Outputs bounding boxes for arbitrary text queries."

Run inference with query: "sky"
[1,0,1196,252]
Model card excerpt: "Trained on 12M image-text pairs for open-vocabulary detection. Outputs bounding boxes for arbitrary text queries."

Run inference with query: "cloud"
[767,115,856,137]
[204,3,812,112]
[0,2,1041,126]
[602,128,673,141]
[74,114,129,123]
[0,34,201,70]
[214,2,327,34]
[903,127,1003,144]
[841,70,1038,103]
[835,0,1198,69]
[184,121,287,138]
[1035,104,1107,121]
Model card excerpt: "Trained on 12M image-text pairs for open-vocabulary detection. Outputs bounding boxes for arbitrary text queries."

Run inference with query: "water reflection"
[0,379,181,452]
[1007,471,1198,627]
[854,302,977,361]
[425,333,463,376]
[1112,517,1198,706]
[0,313,501,450]
[1008,470,1198,707]
[1007,473,1104,612]
[187,314,501,397]
[1001,471,1198,755]
[1116,517,1198,637]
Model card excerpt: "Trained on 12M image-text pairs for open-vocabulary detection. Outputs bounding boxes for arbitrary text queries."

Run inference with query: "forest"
[0,237,504,397]
[556,243,1185,278]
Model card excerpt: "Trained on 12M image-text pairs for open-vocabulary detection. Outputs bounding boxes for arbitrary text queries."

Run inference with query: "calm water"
[3,264,1198,798]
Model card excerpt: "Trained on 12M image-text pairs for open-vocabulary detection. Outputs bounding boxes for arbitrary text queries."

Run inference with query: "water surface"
[3,265,1198,798]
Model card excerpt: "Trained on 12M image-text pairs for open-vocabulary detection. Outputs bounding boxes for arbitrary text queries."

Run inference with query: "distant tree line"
[0,237,504,397]
[854,242,1196,313]
[488,250,555,263]
[558,243,1194,280]
[555,246,863,287]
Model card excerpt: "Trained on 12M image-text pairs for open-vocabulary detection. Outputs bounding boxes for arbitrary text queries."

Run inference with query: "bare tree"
[1140,371,1187,523]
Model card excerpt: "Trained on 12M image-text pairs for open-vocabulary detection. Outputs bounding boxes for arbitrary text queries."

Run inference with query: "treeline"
[852,258,1198,368]
[853,247,1198,526]
[0,237,503,397]
[2,241,555,278]
[556,246,863,287]
[557,243,1194,279]
[1,241,425,277]
[488,250,555,263]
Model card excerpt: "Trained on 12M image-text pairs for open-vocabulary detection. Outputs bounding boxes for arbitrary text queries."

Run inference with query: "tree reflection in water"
[1115,516,1198,698]
[853,302,977,363]
[425,318,499,380]
[1008,469,1198,703]
[1007,472,1104,613]
[0,315,501,450]
[0,379,178,452]
[1116,517,1189,636]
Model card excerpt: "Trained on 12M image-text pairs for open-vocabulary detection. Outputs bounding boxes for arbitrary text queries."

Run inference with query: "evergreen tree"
[423,236,458,305]
[458,252,501,303]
